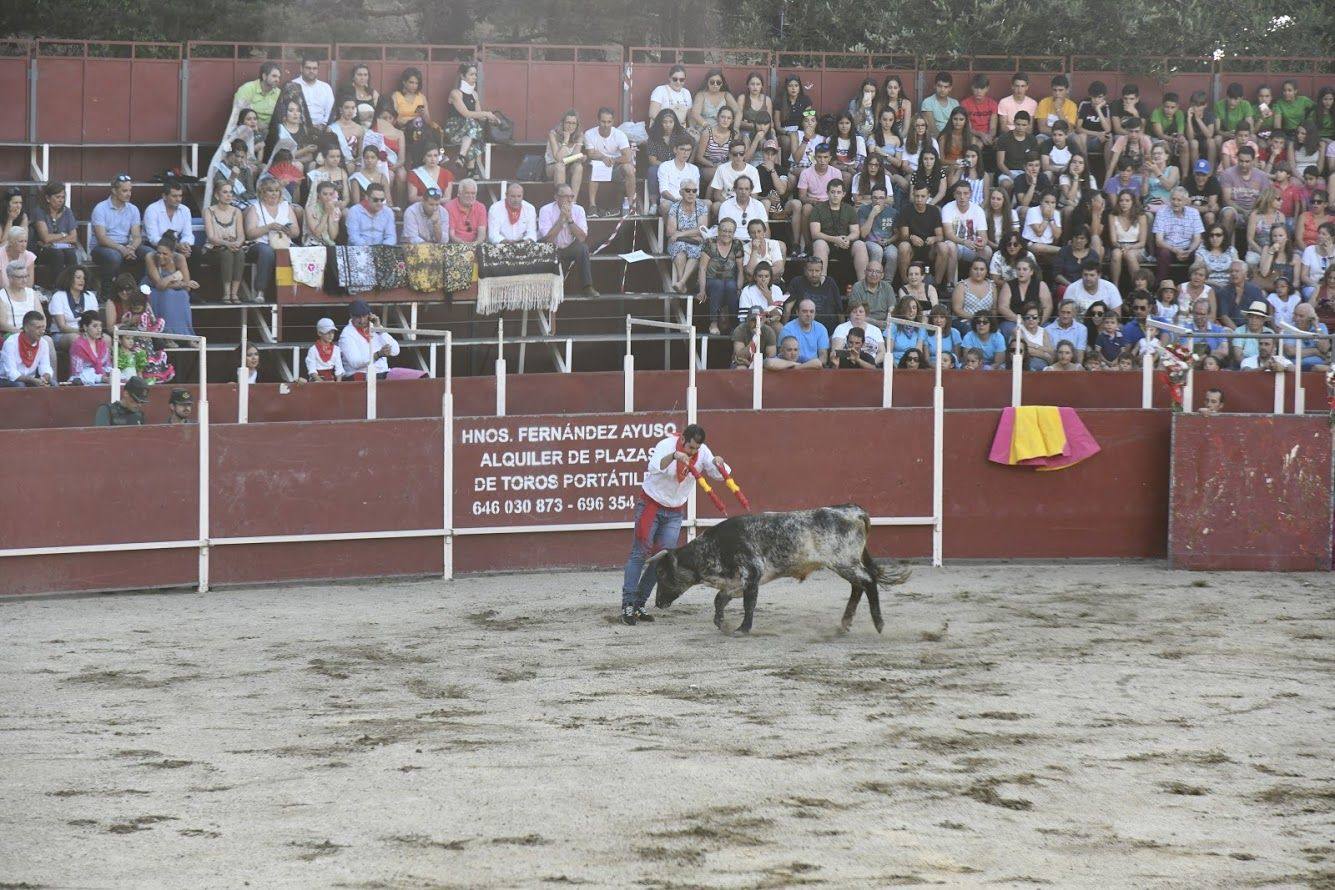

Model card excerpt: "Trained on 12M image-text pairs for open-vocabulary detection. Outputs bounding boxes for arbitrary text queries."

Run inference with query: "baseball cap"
[762,138,780,151]
[316,317,337,334]
[169,388,194,406]
[125,376,150,404]
[348,299,373,317]
[1193,159,1211,175]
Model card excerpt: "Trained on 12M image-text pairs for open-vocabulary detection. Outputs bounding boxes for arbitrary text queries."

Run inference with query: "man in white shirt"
[656,140,699,215]
[716,176,766,233]
[709,141,761,211]
[291,57,334,130]
[487,183,538,243]
[1067,258,1123,313]
[619,423,726,625]
[1239,336,1292,371]
[829,300,886,360]
[941,180,989,266]
[338,300,400,379]
[584,107,636,216]
[142,181,194,258]
[0,310,54,387]
[402,187,449,244]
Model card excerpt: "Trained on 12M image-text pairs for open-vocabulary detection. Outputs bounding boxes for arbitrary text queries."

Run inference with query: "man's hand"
[713,455,726,471]
[674,450,692,464]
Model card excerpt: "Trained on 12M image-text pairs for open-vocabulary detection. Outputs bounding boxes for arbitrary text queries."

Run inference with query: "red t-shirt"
[962,95,999,135]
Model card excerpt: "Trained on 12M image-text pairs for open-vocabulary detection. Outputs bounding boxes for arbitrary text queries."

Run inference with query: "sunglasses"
[731,150,746,157]
[681,186,697,192]
[709,79,723,85]
[425,188,442,198]
[1209,231,1225,237]
[1023,314,1038,320]
[670,76,685,83]
[114,174,132,183]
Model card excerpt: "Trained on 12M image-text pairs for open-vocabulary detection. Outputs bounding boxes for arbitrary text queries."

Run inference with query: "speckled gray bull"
[645,504,912,635]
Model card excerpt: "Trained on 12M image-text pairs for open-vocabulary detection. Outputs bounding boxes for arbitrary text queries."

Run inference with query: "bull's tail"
[874,562,912,587]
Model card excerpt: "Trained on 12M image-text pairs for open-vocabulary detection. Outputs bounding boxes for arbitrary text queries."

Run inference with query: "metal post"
[429,344,437,378]
[1273,369,1286,415]
[367,348,378,420]
[197,337,210,594]
[495,316,506,417]
[442,332,454,580]
[623,315,634,412]
[1010,331,1023,407]
[111,337,121,403]
[751,326,762,410]
[1141,349,1153,409]
[1279,322,1306,414]
[237,365,249,423]
[687,327,698,425]
[564,338,573,373]
[882,337,893,408]
[932,378,944,568]
[1182,337,1195,413]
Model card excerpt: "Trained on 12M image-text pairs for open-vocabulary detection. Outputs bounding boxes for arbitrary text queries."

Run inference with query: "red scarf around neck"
[355,324,372,342]
[316,339,336,361]
[18,334,40,368]
[674,435,699,482]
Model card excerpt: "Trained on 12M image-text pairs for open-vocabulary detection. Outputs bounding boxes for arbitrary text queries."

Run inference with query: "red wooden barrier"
[482,45,622,143]
[34,41,183,144]
[185,42,332,142]
[0,41,31,142]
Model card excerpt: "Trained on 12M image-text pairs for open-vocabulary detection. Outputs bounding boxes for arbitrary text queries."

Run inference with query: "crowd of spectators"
[2,61,1333,390]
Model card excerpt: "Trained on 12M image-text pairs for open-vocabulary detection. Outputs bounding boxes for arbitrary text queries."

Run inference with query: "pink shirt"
[997,96,1038,131]
[797,166,842,202]
[445,198,487,243]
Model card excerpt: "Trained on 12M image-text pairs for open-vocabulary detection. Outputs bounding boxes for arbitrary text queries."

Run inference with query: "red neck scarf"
[674,435,699,482]
[316,339,335,361]
[506,203,522,226]
[17,333,40,368]
[355,324,371,342]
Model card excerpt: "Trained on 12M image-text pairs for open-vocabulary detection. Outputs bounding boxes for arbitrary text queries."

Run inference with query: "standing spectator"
[897,185,951,287]
[204,183,247,303]
[585,107,637,216]
[785,258,842,334]
[1152,186,1205,281]
[655,139,700,217]
[93,375,149,425]
[997,72,1037,133]
[0,261,42,336]
[231,62,283,131]
[696,218,744,335]
[920,72,960,137]
[1044,299,1088,361]
[47,265,98,347]
[30,182,78,286]
[539,185,597,298]
[487,183,538,244]
[0,310,53,387]
[346,183,397,246]
[68,311,112,384]
[243,178,300,304]
[649,65,692,125]
[962,74,999,155]
[1220,147,1271,230]
[305,317,346,382]
[142,181,194,258]
[547,110,587,201]
[445,179,487,244]
[143,232,198,341]
[1300,223,1335,299]
[779,298,830,365]
[403,186,449,245]
[809,179,866,284]
[666,181,708,294]
[291,57,334,130]
[91,175,143,286]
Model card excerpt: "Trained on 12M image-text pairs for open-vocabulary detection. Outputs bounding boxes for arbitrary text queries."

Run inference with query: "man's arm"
[403,207,424,244]
[379,213,396,246]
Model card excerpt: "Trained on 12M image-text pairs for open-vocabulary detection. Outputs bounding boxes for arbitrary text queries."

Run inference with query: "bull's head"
[646,550,696,609]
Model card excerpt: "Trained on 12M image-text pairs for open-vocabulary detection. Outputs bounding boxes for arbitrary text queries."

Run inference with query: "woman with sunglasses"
[961,312,1006,368]
[1296,189,1331,252]
[1195,225,1239,290]
[1011,302,1055,370]
[666,181,709,294]
[688,69,739,136]
[988,232,1034,290]
[649,65,692,127]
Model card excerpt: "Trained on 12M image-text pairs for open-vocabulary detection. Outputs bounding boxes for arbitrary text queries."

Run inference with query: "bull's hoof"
[836,622,851,635]
[713,613,724,629]
[732,624,752,636]
[873,618,885,634]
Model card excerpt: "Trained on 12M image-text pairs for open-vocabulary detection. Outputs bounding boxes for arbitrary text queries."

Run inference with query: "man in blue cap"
[338,299,400,379]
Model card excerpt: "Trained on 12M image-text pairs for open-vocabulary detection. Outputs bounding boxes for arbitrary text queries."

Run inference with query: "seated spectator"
[1186,296,1230,362]
[902,116,939,179]
[393,67,432,129]
[923,303,963,365]
[68,311,112,384]
[885,296,924,365]
[666,183,710,294]
[1037,75,1078,143]
[1220,147,1270,231]
[1109,117,1152,173]
[403,186,449,245]
[737,72,775,156]
[1042,340,1082,371]
[268,149,307,196]
[995,111,1039,191]
[340,299,415,380]
[742,219,785,283]
[717,175,766,233]
[329,98,366,168]
[898,260,942,314]
[444,178,487,244]
[962,74,999,154]
[689,69,740,134]
[352,145,395,207]
[810,180,866,283]
[1093,310,1133,363]
[835,325,881,369]
[143,181,195,257]
[47,265,99,347]
[1240,334,1292,371]
[961,312,1006,367]
[346,183,397,246]
[765,334,822,370]
[998,257,1050,337]
[796,144,842,252]
[1106,190,1149,290]
[539,184,597,298]
[942,181,989,270]
[231,62,283,132]
[1196,224,1239,289]
[953,147,991,209]
[1215,260,1261,326]
[1152,186,1205,282]
[851,259,895,328]
[710,142,760,212]
[914,148,948,204]
[1272,80,1313,139]
[989,232,1034,289]
[243,178,300,303]
[223,108,265,170]
[778,298,830,365]
[546,110,587,200]
[306,145,351,208]
[1179,261,1217,316]
[30,182,79,287]
[829,114,868,186]
[998,72,1038,133]
[1012,303,1055,370]
[897,185,950,287]
[1153,280,1182,324]
[1271,165,1309,226]
[1283,303,1331,370]
[1056,153,1096,223]
[920,72,960,137]
[1230,300,1275,365]
[1142,143,1181,215]
[1103,157,1146,201]
[302,181,344,247]
[832,300,886,358]
[1219,123,1260,172]
[91,175,143,286]
[1053,224,1100,296]
[851,151,893,204]
[0,310,53,388]
[776,75,814,157]
[1073,80,1112,158]
[656,140,699,217]
[956,256,1001,334]
[103,273,138,330]
[0,260,42,336]
[1011,154,1053,216]
[585,107,637,216]
[1044,299,1088,361]
[93,375,149,425]
[266,94,318,168]
[697,218,744,335]
[305,317,346,382]
[205,182,248,303]
[162,387,194,424]
[738,261,784,321]
[1122,291,1154,348]
[731,306,778,368]
[785,258,842,333]
[143,232,198,342]
[0,226,36,292]
[960,347,986,369]
[1067,257,1122,315]
[649,66,692,125]
[242,344,260,384]
[212,140,257,211]
[1300,222,1335,299]
[870,109,907,188]
[858,188,900,273]
[1268,276,1301,328]
[488,183,538,244]
[407,142,455,204]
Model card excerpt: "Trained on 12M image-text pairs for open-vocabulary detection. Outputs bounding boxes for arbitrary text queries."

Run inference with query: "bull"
[644,504,911,634]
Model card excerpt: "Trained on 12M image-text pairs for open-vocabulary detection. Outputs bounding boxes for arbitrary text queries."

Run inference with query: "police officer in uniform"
[93,376,149,426]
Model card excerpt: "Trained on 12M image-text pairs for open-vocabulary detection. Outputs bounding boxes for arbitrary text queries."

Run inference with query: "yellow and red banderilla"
[679,460,751,514]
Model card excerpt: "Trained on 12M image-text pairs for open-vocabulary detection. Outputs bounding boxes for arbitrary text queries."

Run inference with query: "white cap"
[316,317,336,334]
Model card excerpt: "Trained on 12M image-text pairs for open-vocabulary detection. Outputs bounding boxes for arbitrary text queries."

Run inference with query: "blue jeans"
[248,243,275,298]
[91,245,128,288]
[706,277,739,324]
[621,499,683,609]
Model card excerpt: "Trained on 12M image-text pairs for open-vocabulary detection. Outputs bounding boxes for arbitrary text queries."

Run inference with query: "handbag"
[268,230,293,250]
[487,111,515,145]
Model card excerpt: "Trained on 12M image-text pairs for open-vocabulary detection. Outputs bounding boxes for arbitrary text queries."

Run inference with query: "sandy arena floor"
[1,564,1332,889]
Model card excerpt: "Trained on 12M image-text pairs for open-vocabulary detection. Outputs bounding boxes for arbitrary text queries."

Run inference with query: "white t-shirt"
[1023,205,1059,245]
[1301,245,1332,281]
[47,289,99,329]
[305,342,347,378]
[742,238,785,269]
[657,160,699,200]
[642,435,722,508]
[717,196,766,232]
[831,320,886,348]
[1068,277,1123,313]
[738,283,785,317]
[1240,351,1292,370]
[941,202,986,242]
[710,163,760,201]
[650,84,692,123]
[585,126,631,181]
